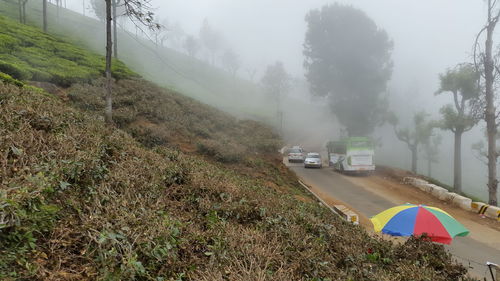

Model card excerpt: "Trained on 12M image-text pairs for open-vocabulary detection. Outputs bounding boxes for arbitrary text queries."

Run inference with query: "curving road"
[286,159,500,279]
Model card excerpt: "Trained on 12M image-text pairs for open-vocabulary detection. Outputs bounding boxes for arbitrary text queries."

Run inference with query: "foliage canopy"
[304,4,393,136]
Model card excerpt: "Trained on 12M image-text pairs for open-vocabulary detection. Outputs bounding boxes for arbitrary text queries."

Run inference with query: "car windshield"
[307,154,320,158]
[290,148,302,153]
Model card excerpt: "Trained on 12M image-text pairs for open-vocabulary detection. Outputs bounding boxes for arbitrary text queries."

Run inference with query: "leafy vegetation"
[0,15,135,87]
[67,78,281,165]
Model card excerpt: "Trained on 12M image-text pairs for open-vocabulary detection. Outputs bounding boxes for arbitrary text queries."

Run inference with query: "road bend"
[287,161,500,278]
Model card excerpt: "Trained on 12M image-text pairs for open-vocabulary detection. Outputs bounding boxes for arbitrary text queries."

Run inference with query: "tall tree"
[104,0,158,124]
[183,35,200,57]
[245,68,258,82]
[18,0,28,24]
[435,64,480,193]
[199,19,221,65]
[55,0,60,20]
[389,111,435,174]
[220,49,240,76]
[304,4,393,136]
[261,62,290,134]
[105,0,112,124]
[474,0,500,206]
[91,0,106,21]
[112,0,120,58]
[168,22,185,50]
[423,134,442,178]
[43,0,47,32]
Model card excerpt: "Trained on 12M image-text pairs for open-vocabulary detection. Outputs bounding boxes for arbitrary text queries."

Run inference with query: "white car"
[288,146,305,162]
[304,152,322,168]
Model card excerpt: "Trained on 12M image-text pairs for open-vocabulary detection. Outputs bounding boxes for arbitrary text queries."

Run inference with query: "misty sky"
[151,1,483,74]
[147,0,485,110]
[67,0,486,104]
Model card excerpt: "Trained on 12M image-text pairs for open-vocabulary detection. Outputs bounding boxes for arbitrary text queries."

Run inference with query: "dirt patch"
[29,81,69,101]
[294,194,313,203]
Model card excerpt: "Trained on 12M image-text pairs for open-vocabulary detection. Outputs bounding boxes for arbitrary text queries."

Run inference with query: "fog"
[62,0,493,201]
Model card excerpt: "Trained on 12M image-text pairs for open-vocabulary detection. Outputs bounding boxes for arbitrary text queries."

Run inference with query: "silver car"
[288,146,305,162]
[304,152,322,168]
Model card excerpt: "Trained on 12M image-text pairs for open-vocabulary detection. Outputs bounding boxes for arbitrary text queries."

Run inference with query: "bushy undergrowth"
[68,78,282,164]
[0,15,135,87]
[0,82,474,280]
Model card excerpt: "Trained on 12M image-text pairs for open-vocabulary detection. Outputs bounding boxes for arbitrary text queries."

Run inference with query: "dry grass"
[67,78,281,164]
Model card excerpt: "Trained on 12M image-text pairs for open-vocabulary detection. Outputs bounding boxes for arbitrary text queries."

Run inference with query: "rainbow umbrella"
[370,204,469,244]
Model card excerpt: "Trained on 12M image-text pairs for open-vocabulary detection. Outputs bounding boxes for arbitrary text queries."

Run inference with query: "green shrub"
[30,68,52,82]
[0,34,19,51]
[0,72,24,87]
[197,139,245,163]
[0,61,31,80]
[0,15,137,86]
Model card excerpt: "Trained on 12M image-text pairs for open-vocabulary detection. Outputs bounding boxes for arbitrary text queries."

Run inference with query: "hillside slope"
[0,0,275,121]
[0,9,473,281]
[0,80,471,281]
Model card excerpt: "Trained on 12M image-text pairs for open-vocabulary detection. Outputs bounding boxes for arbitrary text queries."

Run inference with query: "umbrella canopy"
[370,204,469,244]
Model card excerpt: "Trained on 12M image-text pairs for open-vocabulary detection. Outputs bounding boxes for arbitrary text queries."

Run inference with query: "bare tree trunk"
[18,0,23,23]
[453,130,463,193]
[22,1,26,23]
[43,0,47,32]
[112,0,118,59]
[105,0,113,125]
[411,145,418,174]
[83,0,85,16]
[18,0,27,24]
[485,0,498,206]
[428,157,432,178]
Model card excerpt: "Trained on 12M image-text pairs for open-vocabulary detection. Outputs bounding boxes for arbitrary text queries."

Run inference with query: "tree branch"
[474,26,488,78]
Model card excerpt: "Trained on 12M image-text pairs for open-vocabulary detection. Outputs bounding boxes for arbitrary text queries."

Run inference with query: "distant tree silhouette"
[261,62,290,134]
[389,111,435,174]
[304,4,393,136]
[18,0,28,24]
[423,134,442,178]
[220,49,240,76]
[199,19,221,65]
[183,36,200,58]
[91,0,106,21]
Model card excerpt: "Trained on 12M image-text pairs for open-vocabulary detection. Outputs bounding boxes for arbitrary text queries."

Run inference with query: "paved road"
[288,162,500,279]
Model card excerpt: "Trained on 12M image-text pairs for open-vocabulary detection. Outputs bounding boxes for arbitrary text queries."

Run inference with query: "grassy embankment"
[0,0,275,122]
[0,11,474,281]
